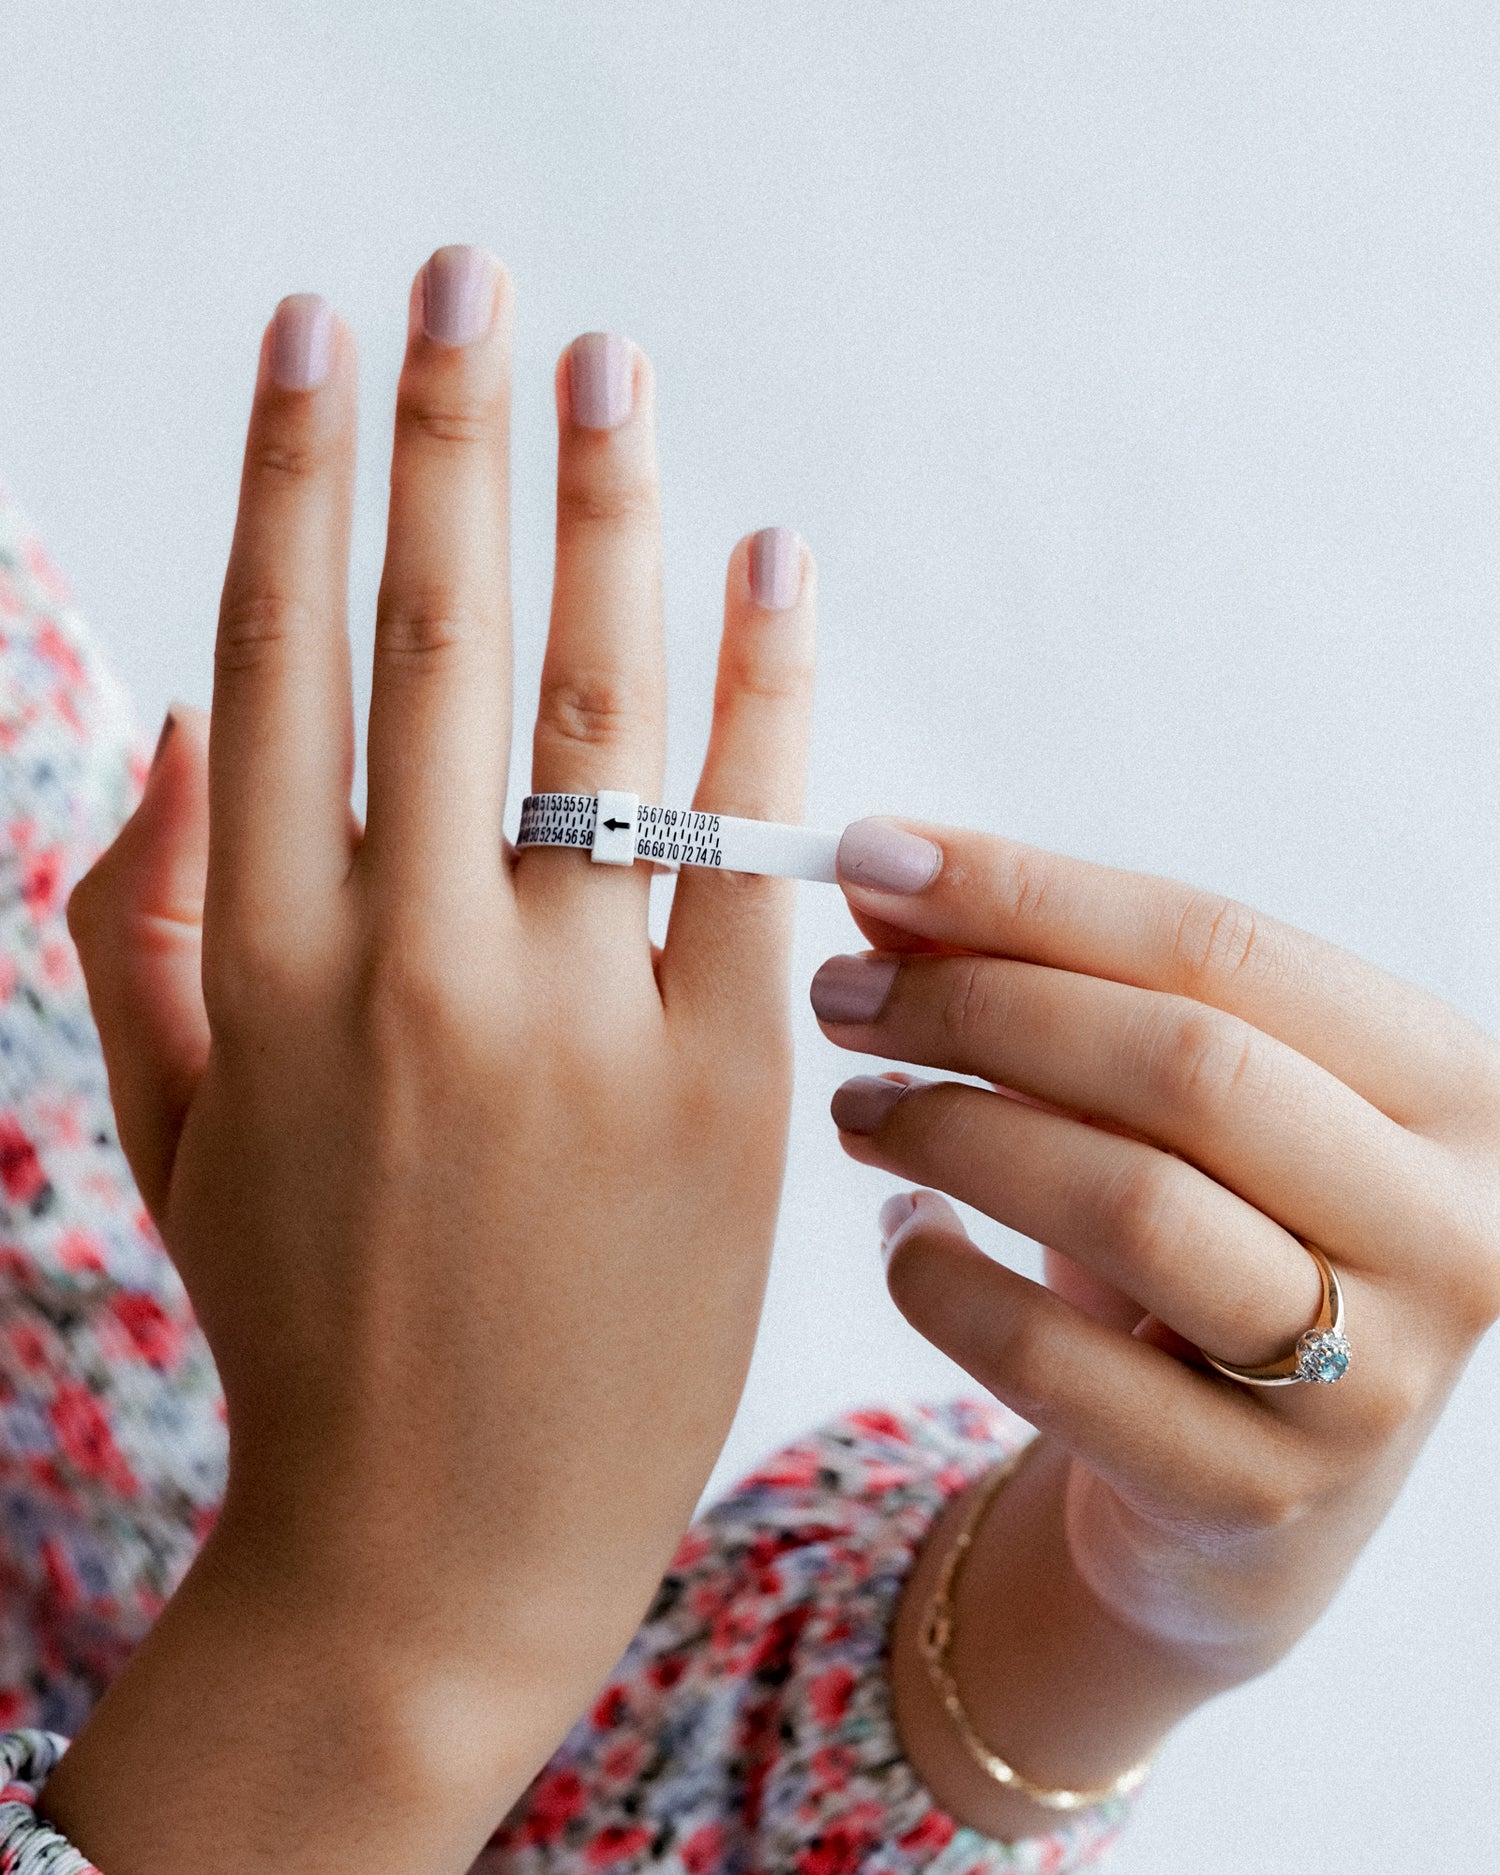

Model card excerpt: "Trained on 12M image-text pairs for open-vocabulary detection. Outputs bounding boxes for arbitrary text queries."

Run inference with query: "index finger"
[210,295,357,945]
[835,818,1495,1134]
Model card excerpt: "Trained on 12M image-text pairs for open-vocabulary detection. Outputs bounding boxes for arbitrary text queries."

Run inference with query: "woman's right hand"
[53,249,817,1875]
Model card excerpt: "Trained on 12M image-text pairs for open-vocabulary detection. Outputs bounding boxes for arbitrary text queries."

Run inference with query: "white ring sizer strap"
[516,792,840,883]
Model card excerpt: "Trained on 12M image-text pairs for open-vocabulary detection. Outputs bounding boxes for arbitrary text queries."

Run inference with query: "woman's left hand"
[811,816,1500,1835]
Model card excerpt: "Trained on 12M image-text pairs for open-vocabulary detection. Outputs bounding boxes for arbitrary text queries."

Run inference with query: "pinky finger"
[660,528,816,1019]
[880,1191,1295,1531]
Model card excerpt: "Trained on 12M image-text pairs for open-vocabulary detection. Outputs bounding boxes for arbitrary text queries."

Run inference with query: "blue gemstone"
[1298,1330,1351,1384]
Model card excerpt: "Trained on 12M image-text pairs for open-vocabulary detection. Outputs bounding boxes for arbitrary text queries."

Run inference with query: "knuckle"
[1148,1004,1261,1118]
[354,915,489,1051]
[1168,891,1271,996]
[1353,1365,1430,1447]
[1217,1438,1318,1534]
[215,591,316,676]
[714,645,816,708]
[247,429,323,486]
[1469,1240,1500,1333]
[375,592,476,667]
[939,958,1003,1054]
[1476,1035,1500,1116]
[355,942,460,1065]
[996,845,1054,928]
[537,670,651,752]
[202,927,307,1038]
[555,472,659,532]
[395,391,498,452]
[1093,1153,1186,1282]
[675,861,783,911]
[992,1308,1064,1407]
[1436,1180,1500,1333]
[1463,1269,1500,1337]
[359,925,450,1024]
[65,862,107,949]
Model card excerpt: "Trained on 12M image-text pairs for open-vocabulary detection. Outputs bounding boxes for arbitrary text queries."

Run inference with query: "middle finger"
[811,950,1442,1264]
[518,332,666,930]
[363,246,515,908]
[839,1077,1324,1369]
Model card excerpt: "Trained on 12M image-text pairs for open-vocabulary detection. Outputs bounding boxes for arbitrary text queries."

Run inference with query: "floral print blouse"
[0,486,1131,1874]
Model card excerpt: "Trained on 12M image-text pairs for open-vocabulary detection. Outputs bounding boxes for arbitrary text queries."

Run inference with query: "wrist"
[891,1441,1219,1843]
[37,1529,580,1875]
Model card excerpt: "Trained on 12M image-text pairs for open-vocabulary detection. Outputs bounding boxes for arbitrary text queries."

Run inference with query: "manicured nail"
[269,294,335,390]
[421,245,498,348]
[568,332,634,429]
[749,527,803,610]
[879,1191,920,1248]
[879,1189,960,1264]
[837,818,943,895]
[831,1074,917,1134]
[150,709,177,772]
[810,954,898,1025]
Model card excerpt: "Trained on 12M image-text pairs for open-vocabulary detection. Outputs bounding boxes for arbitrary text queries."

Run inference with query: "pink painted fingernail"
[831,1074,917,1134]
[879,1189,960,1264]
[749,527,803,610]
[878,1191,920,1246]
[810,954,898,1025]
[568,332,635,430]
[270,294,335,390]
[837,818,943,895]
[421,245,498,348]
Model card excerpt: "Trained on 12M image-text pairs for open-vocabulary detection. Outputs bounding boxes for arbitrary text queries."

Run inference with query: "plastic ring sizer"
[516,791,840,883]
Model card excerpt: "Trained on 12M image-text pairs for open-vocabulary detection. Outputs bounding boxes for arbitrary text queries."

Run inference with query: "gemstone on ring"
[1200,1243,1352,1389]
[1296,1326,1352,1385]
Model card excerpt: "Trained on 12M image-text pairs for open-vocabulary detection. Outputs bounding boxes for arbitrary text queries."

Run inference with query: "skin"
[820,821,1500,1840]
[44,250,818,1875]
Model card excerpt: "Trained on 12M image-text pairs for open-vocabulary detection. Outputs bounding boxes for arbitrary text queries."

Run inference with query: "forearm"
[34,1529,563,1875]
[889,1441,1232,1843]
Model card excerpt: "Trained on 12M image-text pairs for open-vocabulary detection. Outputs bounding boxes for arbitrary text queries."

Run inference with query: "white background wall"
[3,4,1497,1868]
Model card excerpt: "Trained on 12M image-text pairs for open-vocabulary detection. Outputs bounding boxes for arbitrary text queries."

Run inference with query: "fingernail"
[837,819,943,895]
[421,245,498,348]
[831,1074,918,1135]
[810,954,898,1025]
[749,527,803,610]
[568,332,634,430]
[269,294,335,390]
[879,1191,919,1247]
[150,709,177,772]
[879,1189,960,1264]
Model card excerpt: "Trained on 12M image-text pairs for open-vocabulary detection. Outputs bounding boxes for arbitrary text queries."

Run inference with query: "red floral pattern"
[0,489,227,1740]
[481,1400,1132,1874]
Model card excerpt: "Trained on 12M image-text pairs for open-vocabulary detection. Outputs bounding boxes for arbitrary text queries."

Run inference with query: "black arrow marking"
[602,818,631,830]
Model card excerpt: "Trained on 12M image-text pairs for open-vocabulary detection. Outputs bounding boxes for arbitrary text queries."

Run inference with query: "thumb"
[67,705,211,1217]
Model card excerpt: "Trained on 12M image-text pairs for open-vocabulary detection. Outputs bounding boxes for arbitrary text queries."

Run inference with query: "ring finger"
[833,1073,1322,1371]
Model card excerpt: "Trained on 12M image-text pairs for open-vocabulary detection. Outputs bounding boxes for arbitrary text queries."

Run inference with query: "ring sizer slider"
[516,791,841,883]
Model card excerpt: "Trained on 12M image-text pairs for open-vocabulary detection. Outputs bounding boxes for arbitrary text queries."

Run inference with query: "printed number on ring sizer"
[515,792,841,883]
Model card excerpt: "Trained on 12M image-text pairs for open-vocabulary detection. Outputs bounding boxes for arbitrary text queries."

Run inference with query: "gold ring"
[1202,1242,1351,1387]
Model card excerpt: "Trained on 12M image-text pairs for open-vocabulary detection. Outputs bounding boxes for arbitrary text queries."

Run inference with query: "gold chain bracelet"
[918,1440,1155,1813]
